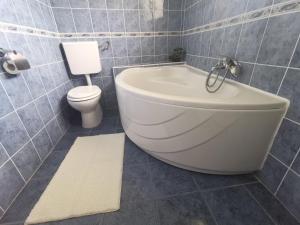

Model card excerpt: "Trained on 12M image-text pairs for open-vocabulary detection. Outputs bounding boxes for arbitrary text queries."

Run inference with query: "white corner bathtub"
[115,65,289,174]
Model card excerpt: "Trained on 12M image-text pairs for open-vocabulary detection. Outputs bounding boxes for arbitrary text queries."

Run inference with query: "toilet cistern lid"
[67,85,101,100]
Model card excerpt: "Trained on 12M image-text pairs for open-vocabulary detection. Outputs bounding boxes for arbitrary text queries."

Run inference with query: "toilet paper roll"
[2,51,30,75]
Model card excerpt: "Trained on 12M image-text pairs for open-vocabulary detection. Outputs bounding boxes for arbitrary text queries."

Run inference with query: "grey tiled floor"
[0,116,299,225]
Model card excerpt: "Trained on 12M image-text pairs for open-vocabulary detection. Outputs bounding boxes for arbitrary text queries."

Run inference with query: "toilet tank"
[62,41,102,75]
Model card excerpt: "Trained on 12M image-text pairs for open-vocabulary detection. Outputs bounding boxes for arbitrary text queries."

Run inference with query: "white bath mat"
[25,133,125,224]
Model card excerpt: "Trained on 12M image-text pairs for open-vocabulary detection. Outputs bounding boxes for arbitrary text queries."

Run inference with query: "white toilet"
[62,41,103,128]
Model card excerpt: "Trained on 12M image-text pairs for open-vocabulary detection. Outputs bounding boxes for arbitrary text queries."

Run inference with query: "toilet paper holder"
[0,48,31,75]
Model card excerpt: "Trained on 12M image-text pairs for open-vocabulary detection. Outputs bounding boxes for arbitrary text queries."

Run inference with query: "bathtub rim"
[115,64,289,111]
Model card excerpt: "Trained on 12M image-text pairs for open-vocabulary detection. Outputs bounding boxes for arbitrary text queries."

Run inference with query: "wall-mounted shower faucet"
[206,56,241,93]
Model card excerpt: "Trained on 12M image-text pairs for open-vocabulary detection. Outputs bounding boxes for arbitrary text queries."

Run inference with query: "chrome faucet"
[206,56,241,93]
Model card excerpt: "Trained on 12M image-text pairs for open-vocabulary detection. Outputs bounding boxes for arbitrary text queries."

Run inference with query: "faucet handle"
[220,56,240,77]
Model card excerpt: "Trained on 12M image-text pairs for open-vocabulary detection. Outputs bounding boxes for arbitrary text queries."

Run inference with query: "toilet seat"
[67,85,101,102]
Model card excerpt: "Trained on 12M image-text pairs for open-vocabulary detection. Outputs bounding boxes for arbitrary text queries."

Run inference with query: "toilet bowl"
[67,85,103,128]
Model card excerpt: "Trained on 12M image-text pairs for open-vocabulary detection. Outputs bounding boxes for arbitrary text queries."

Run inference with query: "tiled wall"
[0,0,73,217]
[50,0,184,114]
[182,0,300,220]
[0,0,185,217]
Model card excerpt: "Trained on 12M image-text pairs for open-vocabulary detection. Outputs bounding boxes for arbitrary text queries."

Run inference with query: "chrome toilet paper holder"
[0,48,31,75]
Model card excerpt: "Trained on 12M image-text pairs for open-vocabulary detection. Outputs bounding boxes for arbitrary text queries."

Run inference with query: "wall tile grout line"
[248,1,274,85]
[1,33,44,163]
[244,185,278,225]
[0,125,69,217]
[274,147,300,195]
[234,0,250,59]
[276,33,300,95]
[255,175,300,223]
[0,0,298,39]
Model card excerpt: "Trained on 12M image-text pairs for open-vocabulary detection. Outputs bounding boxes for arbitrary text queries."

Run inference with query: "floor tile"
[245,183,299,225]
[276,171,300,222]
[32,151,66,180]
[102,201,158,225]
[53,134,78,152]
[149,157,195,180]
[157,193,216,225]
[90,116,118,134]
[121,164,153,202]
[67,124,93,136]
[39,214,103,225]
[123,137,149,167]
[203,186,275,225]
[192,172,256,191]
[0,177,51,224]
[151,174,198,199]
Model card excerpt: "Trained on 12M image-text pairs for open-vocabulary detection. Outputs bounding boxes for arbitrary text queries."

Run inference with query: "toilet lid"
[67,85,101,101]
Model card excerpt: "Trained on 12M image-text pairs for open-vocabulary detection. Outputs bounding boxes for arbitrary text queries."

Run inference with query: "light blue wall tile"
[236,19,268,63]
[168,0,182,10]
[111,38,128,57]
[168,10,182,31]
[278,68,300,122]
[90,10,109,32]
[0,112,30,156]
[106,0,123,9]
[0,74,32,109]
[246,0,273,12]
[0,161,25,210]
[154,10,168,32]
[46,119,62,145]
[72,9,93,32]
[48,89,61,114]
[35,95,54,124]
[271,119,300,166]
[50,0,70,7]
[127,37,141,57]
[290,40,300,69]
[141,37,154,55]
[28,0,47,30]
[107,10,125,32]
[155,36,168,55]
[257,13,300,66]
[23,69,45,100]
[250,64,285,94]
[0,145,8,167]
[17,102,43,138]
[124,10,140,32]
[101,58,114,76]
[0,82,13,118]
[12,142,41,181]
[123,0,139,9]
[0,0,18,24]
[140,10,154,32]
[38,66,56,93]
[52,8,76,33]
[88,0,106,8]
[69,0,89,8]
[11,0,34,27]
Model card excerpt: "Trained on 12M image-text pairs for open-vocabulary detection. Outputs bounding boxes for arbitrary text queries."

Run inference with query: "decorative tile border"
[183,0,300,35]
[0,22,182,39]
[0,0,298,38]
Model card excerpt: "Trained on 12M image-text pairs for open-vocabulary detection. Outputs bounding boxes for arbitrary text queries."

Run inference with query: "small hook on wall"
[99,41,110,52]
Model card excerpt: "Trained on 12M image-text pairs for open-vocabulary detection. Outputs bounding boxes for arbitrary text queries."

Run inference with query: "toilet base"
[81,104,103,128]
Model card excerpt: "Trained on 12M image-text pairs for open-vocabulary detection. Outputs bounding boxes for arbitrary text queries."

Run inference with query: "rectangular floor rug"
[25,133,125,224]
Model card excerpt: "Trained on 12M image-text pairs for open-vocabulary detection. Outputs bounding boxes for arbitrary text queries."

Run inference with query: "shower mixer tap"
[206,56,241,93]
